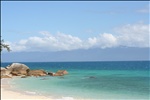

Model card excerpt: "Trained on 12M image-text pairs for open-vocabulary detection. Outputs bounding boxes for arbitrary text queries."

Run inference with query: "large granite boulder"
[6,63,29,76]
[1,67,7,76]
[27,69,47,76]
[53,70,68,76]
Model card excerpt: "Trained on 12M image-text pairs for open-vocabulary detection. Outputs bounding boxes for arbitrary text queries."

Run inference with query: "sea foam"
[25,91,36,95]
[55,97,74,100]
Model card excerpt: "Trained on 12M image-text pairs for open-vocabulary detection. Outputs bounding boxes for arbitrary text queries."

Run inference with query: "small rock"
[21,76,28,78]
[53,70,68,76]
[89,76,96,79]
[48,72,55,76]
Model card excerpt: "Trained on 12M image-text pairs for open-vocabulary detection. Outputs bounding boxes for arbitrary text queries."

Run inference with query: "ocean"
[1,61,150,100]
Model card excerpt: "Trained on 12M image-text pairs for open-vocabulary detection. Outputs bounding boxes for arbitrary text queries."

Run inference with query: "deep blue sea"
[1,61,150,100]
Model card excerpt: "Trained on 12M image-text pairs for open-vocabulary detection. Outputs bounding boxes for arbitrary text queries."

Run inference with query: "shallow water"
[2,61,150,100]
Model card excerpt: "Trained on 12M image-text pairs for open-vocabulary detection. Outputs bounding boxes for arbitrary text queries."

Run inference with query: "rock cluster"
[1,63,68,79]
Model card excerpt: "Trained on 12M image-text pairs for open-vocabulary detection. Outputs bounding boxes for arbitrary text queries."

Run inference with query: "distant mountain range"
[1,47,149,62]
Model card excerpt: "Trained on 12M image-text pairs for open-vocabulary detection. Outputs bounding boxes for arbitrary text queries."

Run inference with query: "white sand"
[1,78,53,100]
[1,78,87,100]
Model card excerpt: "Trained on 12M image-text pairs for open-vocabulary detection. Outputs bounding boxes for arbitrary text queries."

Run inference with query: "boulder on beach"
[6,63,29,76]
[1,67,13,78]
[0,67,12,78]
[27,69,47,76]
[53,70,68,76]
[1,67,7,76]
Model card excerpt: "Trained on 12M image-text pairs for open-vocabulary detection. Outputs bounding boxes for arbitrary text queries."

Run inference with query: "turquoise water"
[2,61,150,100]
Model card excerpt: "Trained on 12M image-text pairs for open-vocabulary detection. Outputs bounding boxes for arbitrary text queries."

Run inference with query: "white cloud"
[5,41,27,52]
[6,23,149,52]
[116,23,149,47]
[7,32,83,52]
[98,33,117,48]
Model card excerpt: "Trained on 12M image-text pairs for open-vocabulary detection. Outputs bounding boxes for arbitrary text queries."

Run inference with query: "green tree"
[0,39,11,52]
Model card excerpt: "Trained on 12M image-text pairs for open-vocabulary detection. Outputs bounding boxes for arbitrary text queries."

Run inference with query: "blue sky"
[1,1,149,61]
[2,1,149,40]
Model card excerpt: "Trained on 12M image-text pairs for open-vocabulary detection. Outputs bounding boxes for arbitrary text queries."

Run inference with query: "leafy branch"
[0,39,11,52]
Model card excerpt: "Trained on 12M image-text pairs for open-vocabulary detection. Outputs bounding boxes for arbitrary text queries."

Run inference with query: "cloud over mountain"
[6,23,149,52]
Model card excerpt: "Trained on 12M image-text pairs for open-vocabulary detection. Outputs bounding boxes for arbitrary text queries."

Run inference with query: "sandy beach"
[1,78,53,100]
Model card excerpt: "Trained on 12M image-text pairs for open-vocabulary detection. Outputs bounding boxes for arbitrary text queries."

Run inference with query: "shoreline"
[1,78,53,100]
[1,78,83,100]
[1,76,149,100]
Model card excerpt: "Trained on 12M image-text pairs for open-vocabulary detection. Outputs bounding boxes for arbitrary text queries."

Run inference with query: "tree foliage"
[0,39,11,52]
